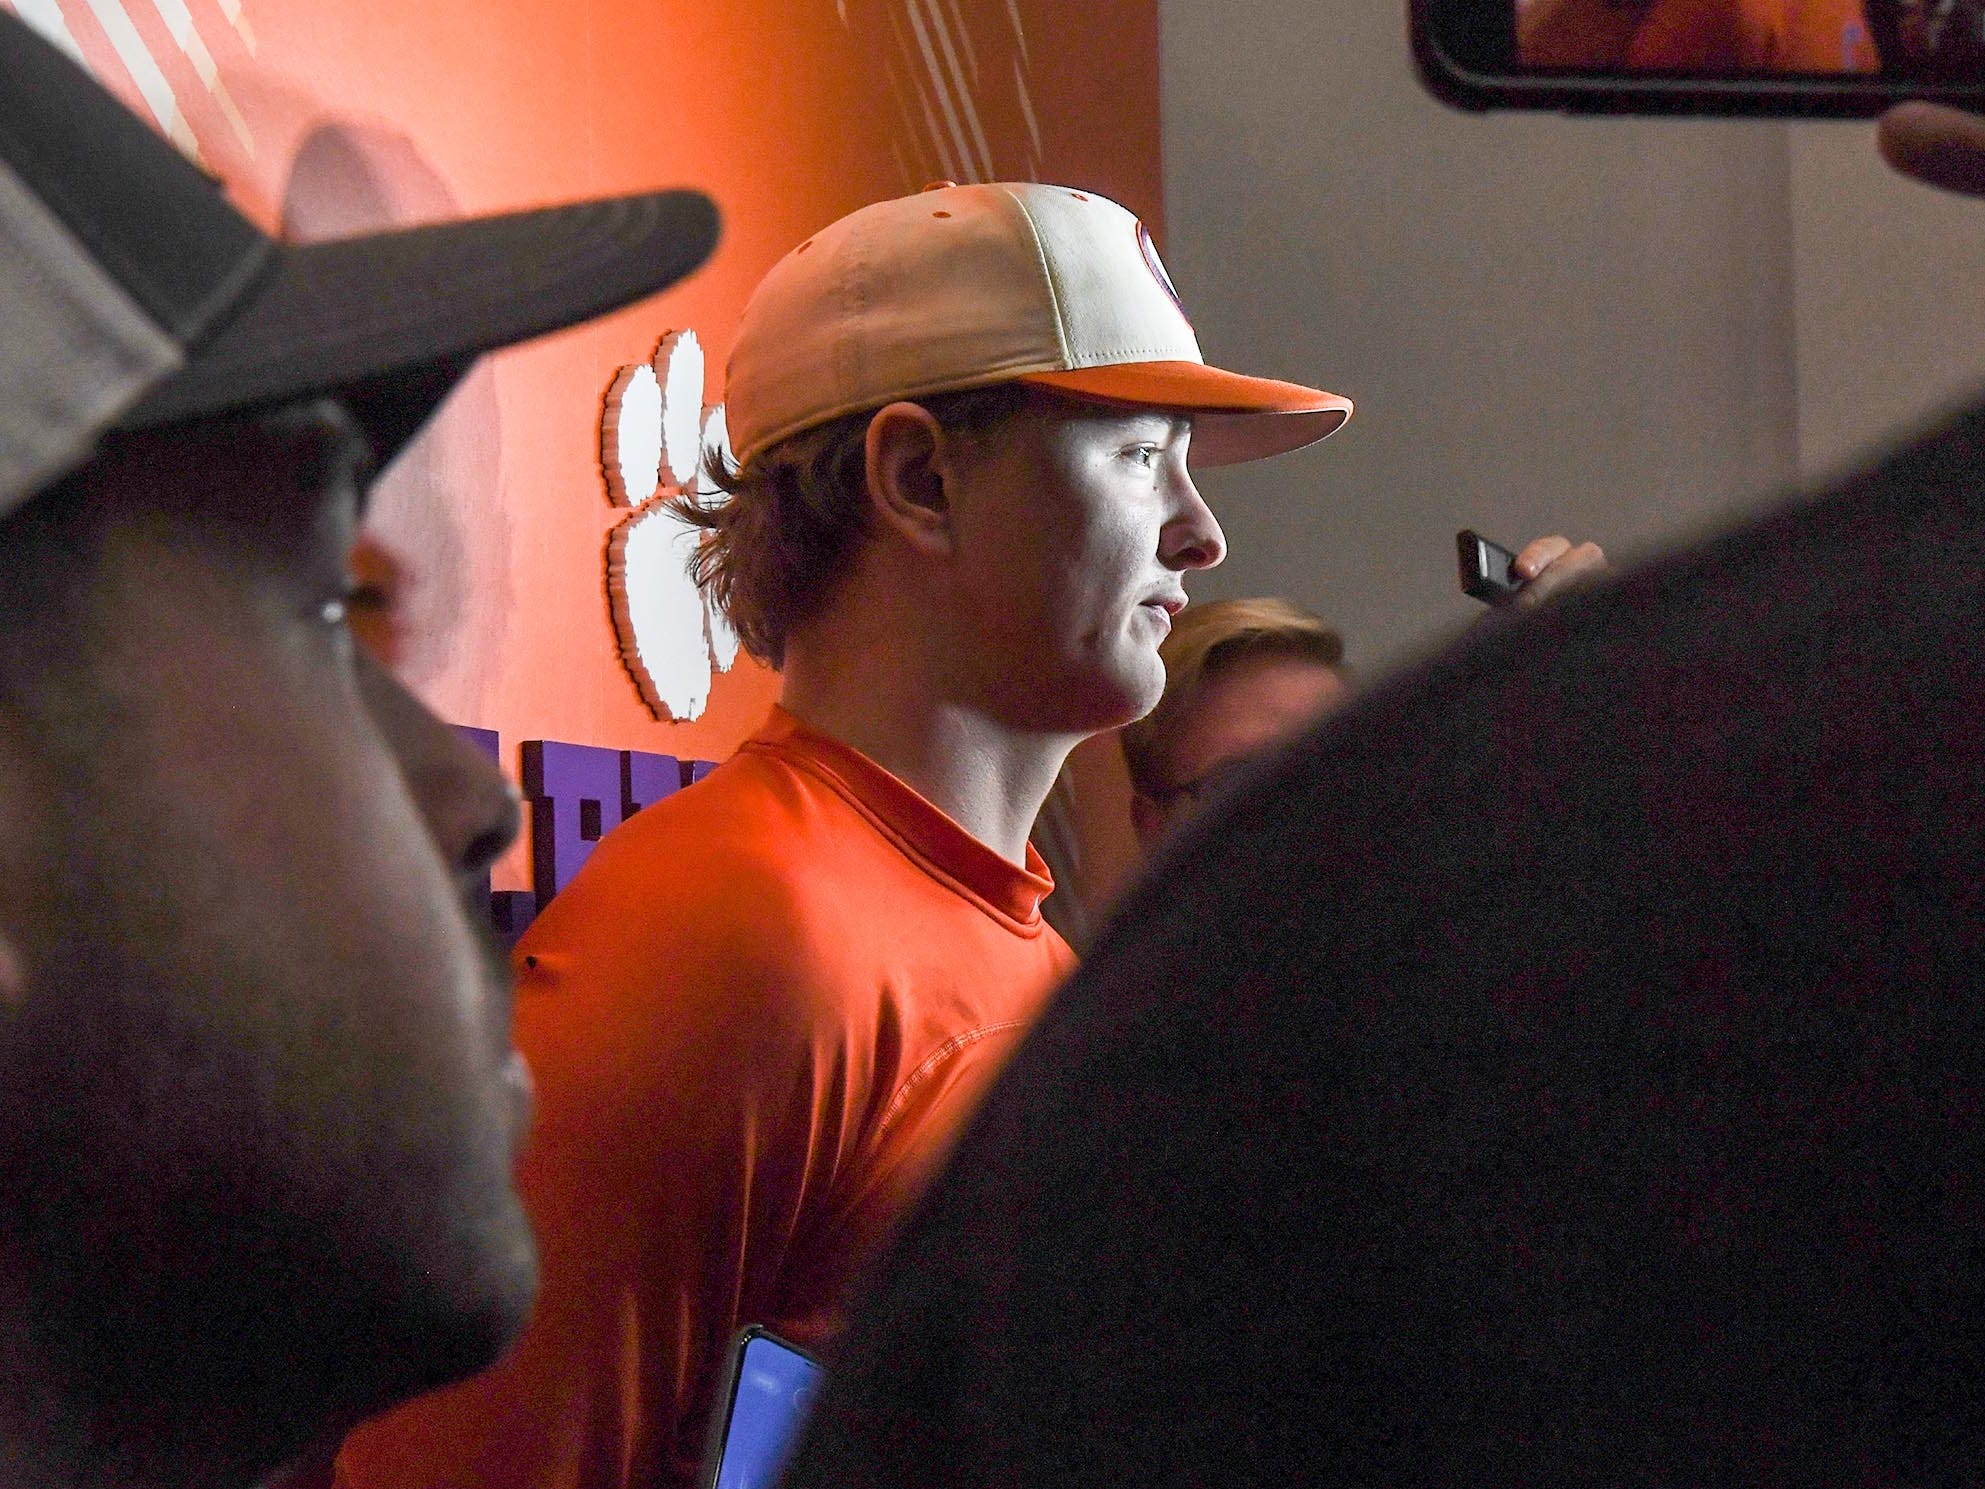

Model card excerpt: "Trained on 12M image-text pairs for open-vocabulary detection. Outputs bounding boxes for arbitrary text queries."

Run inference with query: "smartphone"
[698,1326,825,1489]
[1457,528,1523,605]
[1410,0,1985,117]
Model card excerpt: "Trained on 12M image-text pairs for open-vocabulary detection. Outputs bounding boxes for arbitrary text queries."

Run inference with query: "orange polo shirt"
[333,707,1073,1489]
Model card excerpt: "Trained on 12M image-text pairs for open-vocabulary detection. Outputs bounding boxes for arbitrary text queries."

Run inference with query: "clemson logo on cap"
[1137,221,1190,326]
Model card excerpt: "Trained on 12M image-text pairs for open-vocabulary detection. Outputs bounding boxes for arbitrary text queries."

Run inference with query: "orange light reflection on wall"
[9,0,1160,894]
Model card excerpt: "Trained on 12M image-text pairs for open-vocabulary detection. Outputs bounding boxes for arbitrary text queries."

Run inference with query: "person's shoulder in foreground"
[0,13,714,1489]
[778,110,1985,1489]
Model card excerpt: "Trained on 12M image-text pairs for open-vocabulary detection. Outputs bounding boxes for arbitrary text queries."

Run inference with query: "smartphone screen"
[1517,0,1886,76]
[706,1330,825,1489]
[1457,529,1522,604]
[1413,0,1985,115]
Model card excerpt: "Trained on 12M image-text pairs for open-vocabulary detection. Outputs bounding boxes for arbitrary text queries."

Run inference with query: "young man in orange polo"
[339,181,1555,1489]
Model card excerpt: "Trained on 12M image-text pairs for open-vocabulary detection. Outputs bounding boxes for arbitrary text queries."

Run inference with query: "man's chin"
[1012,651,1162,734]
[435,1203,540,1378]
[344,1218,538,1415]
[1112,659,1169,729]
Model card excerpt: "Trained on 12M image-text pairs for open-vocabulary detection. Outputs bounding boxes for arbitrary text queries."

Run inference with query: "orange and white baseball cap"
[724,181,1350,469]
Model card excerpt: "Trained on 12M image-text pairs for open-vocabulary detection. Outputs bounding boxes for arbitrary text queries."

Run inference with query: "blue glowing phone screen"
[713,1334,824,1489]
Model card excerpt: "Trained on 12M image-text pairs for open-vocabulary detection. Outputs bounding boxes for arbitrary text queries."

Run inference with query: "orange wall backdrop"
[5,0,1161,891]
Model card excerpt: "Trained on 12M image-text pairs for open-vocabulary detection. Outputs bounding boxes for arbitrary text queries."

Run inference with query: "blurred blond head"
[1121,597,1349,847]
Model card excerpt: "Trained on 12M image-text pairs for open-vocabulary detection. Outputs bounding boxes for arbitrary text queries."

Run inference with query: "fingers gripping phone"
[1457,528,1523,605]
[699,1326,825,1489]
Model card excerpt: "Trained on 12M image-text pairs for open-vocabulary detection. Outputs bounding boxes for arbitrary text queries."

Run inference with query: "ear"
[863,402,956,558]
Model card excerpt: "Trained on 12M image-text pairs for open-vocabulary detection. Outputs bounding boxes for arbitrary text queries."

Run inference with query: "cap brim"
[122,188,720,467]
[1018,360,1350,467]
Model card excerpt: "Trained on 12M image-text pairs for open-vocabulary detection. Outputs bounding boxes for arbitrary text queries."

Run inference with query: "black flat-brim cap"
[0,8,718,514]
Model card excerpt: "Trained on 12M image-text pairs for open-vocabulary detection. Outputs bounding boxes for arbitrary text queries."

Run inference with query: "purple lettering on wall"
[490,891,540,947]
[522,739,626,907]
[461,732,722,947]
[623,749,685,819]
[455,725,501,765]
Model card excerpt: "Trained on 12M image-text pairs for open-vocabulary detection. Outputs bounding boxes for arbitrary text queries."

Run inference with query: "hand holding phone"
[1458,530,1612,608]
[1456,528,1523,605]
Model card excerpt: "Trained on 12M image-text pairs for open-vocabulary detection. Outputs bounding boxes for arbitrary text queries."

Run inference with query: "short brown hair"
[1119,597,1345,798]
[673,383,1030,668]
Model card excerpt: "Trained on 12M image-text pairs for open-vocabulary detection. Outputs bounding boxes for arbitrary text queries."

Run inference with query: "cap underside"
[123,190,720,466]
[1019,360,1351,467]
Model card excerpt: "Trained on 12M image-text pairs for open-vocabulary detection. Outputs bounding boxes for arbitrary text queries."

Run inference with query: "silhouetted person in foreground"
[780,103,1985,1488]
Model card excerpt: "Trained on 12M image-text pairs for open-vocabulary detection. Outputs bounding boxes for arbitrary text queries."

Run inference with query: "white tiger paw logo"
[602,330,739,722]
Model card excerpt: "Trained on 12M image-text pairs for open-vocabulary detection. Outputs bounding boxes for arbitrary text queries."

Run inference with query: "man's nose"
[1161,477,1227,572]
[355,653,522,883]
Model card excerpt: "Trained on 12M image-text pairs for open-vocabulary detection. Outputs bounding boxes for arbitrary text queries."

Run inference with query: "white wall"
[1158,1,1985,675]
[1789,125,1985,480]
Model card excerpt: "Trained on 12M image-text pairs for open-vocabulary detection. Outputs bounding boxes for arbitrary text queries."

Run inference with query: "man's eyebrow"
[1110,409,1191,439]
[327,409,382,489]
[295,402,382,515]
[263,400,383,537]
[338,423,382,516]
[1135,412,1192,446]
[254,396,380,499]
